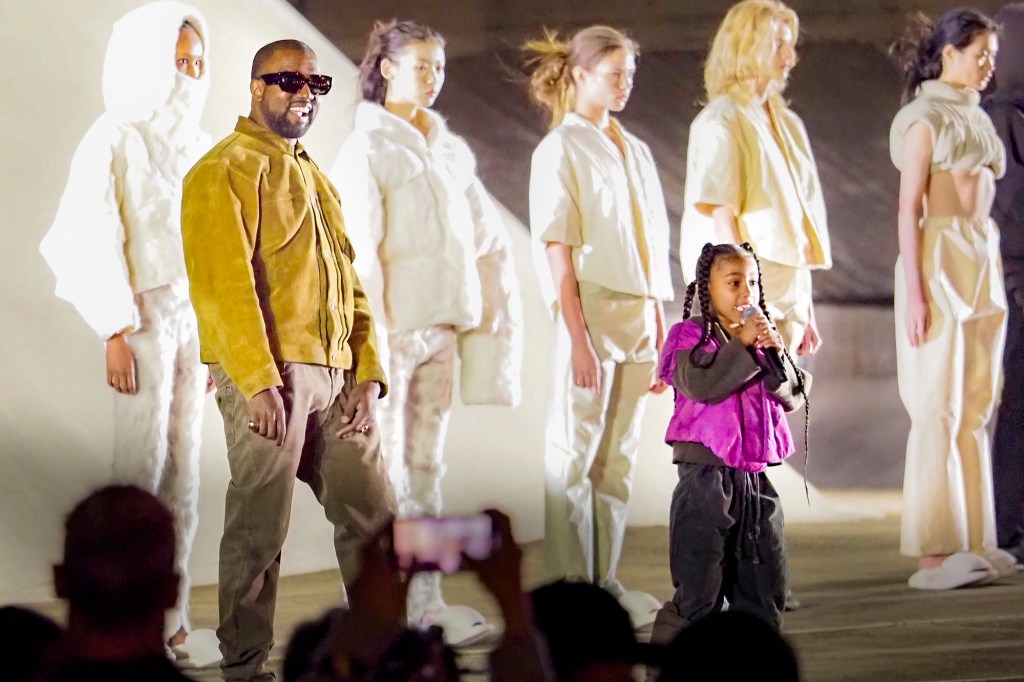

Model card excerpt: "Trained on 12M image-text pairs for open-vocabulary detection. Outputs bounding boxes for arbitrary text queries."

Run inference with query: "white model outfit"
[331,102,522,629]
[39,1,211,633]
[890,80,1007,560]
[680,95,831,353]
[530,114,674,601]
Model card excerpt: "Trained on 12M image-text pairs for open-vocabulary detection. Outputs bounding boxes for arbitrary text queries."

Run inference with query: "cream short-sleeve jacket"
[680,95,832,282]
[530,113,674,315]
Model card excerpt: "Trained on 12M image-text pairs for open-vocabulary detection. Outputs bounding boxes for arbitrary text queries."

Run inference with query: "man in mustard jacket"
[181,39,396,682]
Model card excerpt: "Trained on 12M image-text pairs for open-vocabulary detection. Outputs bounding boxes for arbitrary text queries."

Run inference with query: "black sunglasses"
[258,71,333,96]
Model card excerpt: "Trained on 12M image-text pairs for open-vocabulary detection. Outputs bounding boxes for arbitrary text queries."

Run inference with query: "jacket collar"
[919,80,981,107]
[562,112,628,136]
[234,116,307,157]
[354,100,449,149]
[561,112,634,160]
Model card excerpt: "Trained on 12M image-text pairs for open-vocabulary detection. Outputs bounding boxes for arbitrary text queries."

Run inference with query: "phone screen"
[391,514,494,574]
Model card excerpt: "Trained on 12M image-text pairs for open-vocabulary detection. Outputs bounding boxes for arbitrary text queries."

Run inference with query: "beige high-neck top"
[890,80,1006,178]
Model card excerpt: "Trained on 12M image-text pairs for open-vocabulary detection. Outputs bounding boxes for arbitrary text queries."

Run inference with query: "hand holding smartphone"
[391,514,496,574]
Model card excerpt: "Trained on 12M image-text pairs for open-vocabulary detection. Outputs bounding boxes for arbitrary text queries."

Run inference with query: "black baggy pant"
[650,463,788,646]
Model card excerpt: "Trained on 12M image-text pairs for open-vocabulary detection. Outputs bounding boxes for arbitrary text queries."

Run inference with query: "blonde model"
[680,0,831,358]
[890,8,1018,589]
[331,20,522,646]
[524,25,674,629]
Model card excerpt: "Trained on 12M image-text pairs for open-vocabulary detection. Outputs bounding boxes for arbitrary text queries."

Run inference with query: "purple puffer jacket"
[659,319,794,473]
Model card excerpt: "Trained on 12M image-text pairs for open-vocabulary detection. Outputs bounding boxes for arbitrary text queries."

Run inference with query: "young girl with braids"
[524,26,675,628]
[330,20,522,645]
[650,242,809,646]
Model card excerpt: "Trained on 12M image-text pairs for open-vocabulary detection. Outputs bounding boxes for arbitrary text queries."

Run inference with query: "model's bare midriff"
[925,166,997,221]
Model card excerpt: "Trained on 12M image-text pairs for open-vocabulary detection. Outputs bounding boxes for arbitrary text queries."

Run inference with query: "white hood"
[101,1,209,123]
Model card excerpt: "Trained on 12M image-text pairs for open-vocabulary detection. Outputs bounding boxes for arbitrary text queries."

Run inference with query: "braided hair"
[682,243,747,368]
[683,242,813,501]
[738,243,812,502]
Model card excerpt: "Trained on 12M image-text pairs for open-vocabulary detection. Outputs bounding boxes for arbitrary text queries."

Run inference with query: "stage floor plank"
[22,501,1024,681]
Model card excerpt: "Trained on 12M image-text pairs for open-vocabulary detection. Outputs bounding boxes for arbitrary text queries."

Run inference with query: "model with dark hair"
[890,7,1018,589]
[331,19,522,646]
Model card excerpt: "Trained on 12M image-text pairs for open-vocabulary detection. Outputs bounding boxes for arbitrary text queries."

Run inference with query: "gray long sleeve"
[765,358,812,412]
[673,336,761,405]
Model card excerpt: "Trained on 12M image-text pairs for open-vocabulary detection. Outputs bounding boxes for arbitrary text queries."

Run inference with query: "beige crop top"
[890,80,1006,178]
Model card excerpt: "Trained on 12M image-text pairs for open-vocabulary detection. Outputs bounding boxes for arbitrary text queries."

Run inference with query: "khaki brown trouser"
[211,363,396,681]
[895,216,1006,557]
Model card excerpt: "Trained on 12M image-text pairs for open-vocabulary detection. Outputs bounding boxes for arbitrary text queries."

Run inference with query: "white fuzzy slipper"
[908,552,995,590]
[980,548,1022,579]
[174,629,222,669]
[422,605,495,648]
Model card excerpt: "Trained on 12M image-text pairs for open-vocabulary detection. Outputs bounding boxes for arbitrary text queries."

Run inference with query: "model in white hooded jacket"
[39,1,211,649]
[330,23,522,642]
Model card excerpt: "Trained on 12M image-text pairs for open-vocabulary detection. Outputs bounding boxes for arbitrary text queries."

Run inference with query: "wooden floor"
[25,494,1024,681]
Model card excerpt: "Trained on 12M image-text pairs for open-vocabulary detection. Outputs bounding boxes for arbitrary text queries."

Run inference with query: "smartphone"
[391,514,494,574]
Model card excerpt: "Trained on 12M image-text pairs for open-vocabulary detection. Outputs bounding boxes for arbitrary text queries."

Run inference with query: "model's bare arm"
[546,243,601,396]
[898,122,933,347]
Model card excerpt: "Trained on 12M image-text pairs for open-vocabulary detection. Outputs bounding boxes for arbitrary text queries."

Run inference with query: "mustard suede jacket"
[182,116,386,399]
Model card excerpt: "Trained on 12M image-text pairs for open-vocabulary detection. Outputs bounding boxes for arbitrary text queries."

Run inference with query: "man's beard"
[262,101,316,139]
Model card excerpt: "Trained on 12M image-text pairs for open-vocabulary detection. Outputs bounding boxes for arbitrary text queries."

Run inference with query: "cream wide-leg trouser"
[111,280,206,632]
[895,216,1006,557]
[377,325,458,621]
[544,283,658,586]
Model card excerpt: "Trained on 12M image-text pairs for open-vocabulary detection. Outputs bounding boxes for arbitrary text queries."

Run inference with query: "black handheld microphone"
[741,306,788,384]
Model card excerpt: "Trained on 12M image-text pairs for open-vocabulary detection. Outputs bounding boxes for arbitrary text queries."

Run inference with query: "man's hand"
[337,381,380,439]
[106,334,137,394]
[247,386,287,446]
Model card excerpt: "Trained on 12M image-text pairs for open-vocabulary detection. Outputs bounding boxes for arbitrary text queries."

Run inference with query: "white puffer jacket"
[331,102,522,406]
[40,1,210,340]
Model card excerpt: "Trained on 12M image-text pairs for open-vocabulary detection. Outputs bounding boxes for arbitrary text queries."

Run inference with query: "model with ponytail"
[524,25,674,629]
[330,19,522,646]
[889,7,1018,590]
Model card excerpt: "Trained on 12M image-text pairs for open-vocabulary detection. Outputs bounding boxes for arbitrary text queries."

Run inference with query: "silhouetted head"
[657,611,799,681]
[531,580,649,682]
[54,485,177,630]
[0,606,62,682]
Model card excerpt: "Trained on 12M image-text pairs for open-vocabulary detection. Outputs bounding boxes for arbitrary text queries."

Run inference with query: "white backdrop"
[0,0,858,604]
